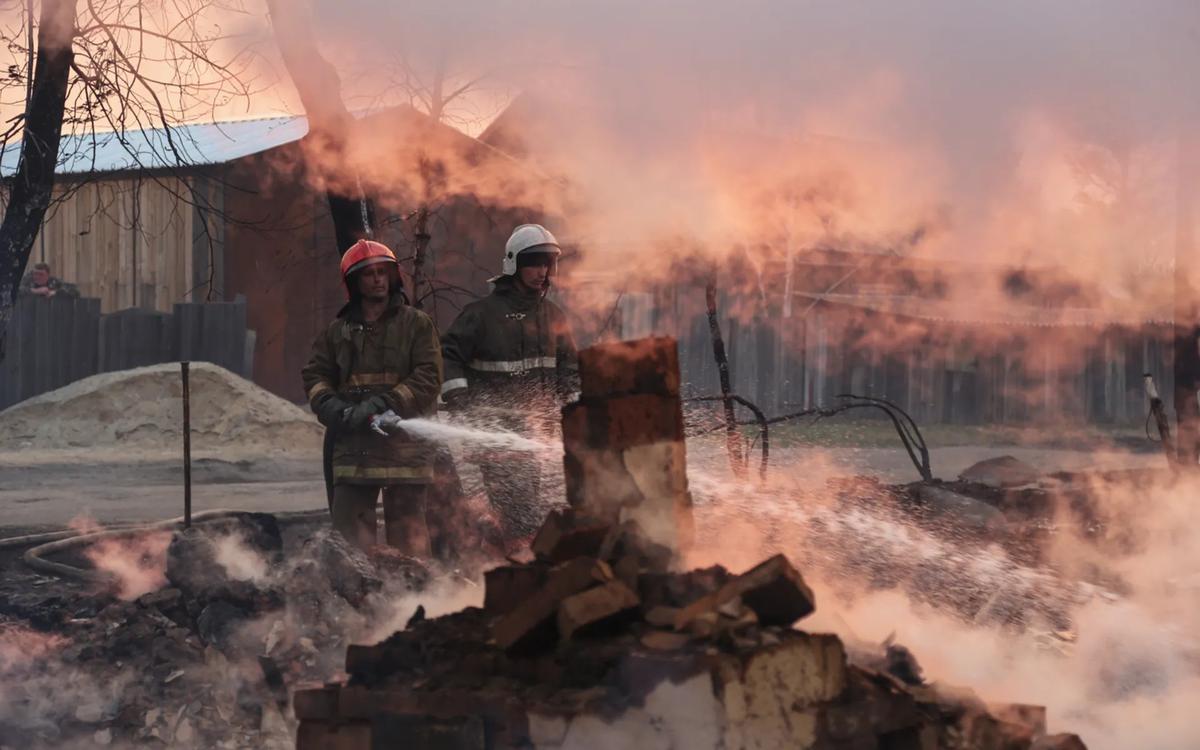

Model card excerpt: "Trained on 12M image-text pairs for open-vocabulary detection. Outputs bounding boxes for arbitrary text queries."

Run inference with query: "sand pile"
[0,362,321,456]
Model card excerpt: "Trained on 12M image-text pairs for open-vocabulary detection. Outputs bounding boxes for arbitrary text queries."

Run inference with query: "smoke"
[359,577,484,645]
[77,525,172,601]
[0,623,66,672]
[213,532,273,583]
[237,1,1197,298]
[685,439,1200,750]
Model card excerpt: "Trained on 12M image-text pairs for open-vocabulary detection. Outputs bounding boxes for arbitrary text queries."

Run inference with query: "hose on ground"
[5,508,329,584]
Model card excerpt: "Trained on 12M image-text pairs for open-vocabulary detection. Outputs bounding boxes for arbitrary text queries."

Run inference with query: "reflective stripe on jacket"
[440,276,578,408]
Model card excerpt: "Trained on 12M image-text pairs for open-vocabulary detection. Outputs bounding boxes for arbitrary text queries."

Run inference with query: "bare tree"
[262,0,375,254]
[0,0,77,361]
[379,45,509,132]
[0,0,262,360]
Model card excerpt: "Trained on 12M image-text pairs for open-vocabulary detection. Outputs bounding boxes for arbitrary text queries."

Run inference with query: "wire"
[685,392,933,482]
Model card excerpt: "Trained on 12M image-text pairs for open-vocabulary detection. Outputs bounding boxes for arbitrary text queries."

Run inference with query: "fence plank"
[2,297,247,411]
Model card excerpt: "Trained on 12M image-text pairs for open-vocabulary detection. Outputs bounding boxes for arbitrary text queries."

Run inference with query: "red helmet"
[340,239,399,296]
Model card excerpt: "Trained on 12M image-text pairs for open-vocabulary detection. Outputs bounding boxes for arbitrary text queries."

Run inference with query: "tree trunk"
[264,0,375,254]
[412,205,430,309]
[706,277,745,477]
[0,0,78,363]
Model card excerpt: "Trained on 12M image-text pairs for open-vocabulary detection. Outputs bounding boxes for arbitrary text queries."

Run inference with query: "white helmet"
[501,223,561,277]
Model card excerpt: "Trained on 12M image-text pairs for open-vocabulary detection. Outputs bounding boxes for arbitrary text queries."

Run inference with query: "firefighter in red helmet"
[301,240,443,553]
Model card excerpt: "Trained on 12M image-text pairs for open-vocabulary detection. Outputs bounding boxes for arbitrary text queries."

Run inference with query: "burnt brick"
[675,554,814,630]
[557,581,640,640]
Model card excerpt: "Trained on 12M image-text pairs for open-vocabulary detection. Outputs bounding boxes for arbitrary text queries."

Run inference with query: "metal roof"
[0,115,309,178]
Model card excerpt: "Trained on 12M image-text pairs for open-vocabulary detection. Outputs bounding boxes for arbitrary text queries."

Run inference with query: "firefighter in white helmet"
[440,224,578,541]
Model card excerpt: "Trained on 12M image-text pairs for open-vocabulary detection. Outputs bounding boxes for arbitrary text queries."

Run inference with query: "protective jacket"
[440,276,578,409]
[302,293,442,485]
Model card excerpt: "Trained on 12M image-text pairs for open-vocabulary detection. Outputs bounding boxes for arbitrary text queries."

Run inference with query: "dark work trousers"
[331,483,430,556]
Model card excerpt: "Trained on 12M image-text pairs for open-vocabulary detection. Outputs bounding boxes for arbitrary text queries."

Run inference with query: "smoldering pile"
[295,507,1088,750]
[0,513,434,749]
[691,453,1134,640]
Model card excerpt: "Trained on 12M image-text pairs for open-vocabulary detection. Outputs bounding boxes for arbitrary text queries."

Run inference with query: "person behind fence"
[19,262,79,299]
[439,223,578,540]
[301,240,443,555]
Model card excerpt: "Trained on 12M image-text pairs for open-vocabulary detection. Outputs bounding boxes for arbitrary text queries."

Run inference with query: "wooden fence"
[609,288,1169,427]
[1,295,254,411]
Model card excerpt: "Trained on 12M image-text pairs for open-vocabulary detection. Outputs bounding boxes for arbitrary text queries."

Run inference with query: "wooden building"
[2,107,550,401]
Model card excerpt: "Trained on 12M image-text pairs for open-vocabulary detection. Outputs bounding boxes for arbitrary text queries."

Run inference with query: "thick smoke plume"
[236,1,1200,309]
[685,441,1200,750]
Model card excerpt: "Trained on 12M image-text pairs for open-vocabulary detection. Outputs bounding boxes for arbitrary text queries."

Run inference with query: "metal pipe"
[181,361,192,527]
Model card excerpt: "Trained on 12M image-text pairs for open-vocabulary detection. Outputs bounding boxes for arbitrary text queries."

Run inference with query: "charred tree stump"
[705,279,745,478]
[1145,374,1177,468]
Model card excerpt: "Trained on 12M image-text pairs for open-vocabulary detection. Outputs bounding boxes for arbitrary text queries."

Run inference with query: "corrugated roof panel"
[0,115,309,177]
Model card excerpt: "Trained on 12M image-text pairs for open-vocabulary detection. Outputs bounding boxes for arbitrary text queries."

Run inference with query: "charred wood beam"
[704,278,745,477]
[1144,373,1178,469]
[688,395,769,480]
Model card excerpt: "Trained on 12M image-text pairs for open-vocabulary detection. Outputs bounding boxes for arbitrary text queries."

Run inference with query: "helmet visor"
[516,250,559,275]
[345,255,397,277]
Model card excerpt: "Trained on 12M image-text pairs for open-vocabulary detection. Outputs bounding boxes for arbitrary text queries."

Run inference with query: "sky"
[3,0,1200,302]
[291,1,1200,286]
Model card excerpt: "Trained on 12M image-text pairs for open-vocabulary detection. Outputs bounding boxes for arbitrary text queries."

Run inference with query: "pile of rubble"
[295,507,1087,749]
[0,514,430,749]
[295,337,1088,749]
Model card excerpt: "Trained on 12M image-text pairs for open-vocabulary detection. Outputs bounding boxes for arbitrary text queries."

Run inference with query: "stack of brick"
[294,337,1087,749]
[294,511,1086,749]
[561,337,694,562]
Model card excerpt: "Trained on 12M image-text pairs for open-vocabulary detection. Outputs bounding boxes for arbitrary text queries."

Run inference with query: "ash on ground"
[0,513,455,749]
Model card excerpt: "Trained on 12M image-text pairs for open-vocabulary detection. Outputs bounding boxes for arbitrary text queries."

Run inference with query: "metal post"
[181,361,192,528]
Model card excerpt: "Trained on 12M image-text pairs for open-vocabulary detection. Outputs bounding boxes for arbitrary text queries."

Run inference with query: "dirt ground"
[0,451,326,532]
[0,440,1163,533]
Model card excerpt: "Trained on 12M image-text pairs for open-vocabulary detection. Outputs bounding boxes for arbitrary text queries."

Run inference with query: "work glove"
[442,387,469,413]
[314,392,354,430]
[347,394,390,431]
[369,410,406,436]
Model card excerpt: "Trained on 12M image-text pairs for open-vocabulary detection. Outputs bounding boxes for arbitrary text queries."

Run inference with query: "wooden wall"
[221,149,343,401]
[0,294,253,411]
[31,175,196,313]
